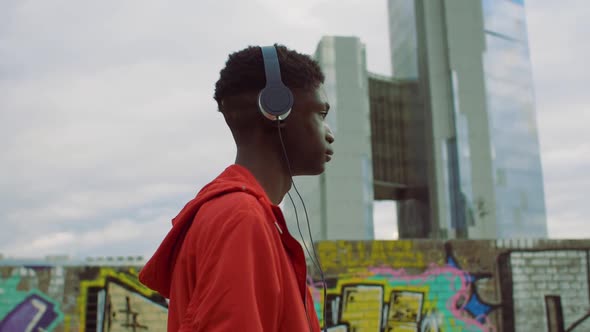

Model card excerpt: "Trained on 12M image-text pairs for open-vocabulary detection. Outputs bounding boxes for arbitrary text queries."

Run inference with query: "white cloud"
[526,0,590,238]
[0,0,392,259]
[0,0,587,260]
[9,215,172,258]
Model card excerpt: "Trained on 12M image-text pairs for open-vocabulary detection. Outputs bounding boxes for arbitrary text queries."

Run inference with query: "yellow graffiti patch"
[76,268,164,332]
[318,241,426,271]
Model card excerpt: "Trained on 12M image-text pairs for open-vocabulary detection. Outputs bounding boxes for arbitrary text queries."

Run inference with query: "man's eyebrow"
[324,102,330,112]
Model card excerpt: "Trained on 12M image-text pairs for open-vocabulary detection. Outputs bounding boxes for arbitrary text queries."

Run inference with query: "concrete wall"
[2,239,590,331]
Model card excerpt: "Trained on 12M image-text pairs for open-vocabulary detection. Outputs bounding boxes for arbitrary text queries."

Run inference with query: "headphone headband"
[261,46,283,86]
[258,45,294,121]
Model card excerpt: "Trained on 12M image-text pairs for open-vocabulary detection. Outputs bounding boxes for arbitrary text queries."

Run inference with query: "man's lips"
[326,150,334,162]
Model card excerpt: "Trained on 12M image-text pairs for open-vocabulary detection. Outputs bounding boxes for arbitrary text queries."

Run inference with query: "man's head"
[214,44,334,176]
[214,44,324,109]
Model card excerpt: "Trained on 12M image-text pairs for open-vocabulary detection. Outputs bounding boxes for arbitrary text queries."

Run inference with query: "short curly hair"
[213,44,325,108]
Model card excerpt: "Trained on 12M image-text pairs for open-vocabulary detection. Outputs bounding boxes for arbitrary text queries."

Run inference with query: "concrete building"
[285,0,547,242]
[283,36,374,245]
[368,74,430,238]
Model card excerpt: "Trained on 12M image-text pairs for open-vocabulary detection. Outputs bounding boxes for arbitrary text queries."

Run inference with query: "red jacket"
[139,165,321,332]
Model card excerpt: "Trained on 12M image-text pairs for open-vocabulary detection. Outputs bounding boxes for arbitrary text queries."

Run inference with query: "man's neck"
[235,146,291,205]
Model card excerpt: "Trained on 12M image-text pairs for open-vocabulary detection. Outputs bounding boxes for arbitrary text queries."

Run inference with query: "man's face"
[282,86,335,176]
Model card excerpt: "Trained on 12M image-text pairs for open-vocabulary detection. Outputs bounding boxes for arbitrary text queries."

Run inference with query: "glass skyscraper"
[482,0,547,237]
[284,0,547,242]
[388,0,547,238]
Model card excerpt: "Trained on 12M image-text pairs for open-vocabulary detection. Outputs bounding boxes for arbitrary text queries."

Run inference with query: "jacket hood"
[138,164,268,298]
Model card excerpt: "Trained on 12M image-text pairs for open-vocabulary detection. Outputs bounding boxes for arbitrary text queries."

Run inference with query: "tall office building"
[388,0,547,238]
[285,0,547,241]
[283,37,375,244]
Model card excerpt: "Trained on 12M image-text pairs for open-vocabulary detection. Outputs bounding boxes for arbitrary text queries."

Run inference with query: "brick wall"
[1,239,590,331]
[502,250,590,331]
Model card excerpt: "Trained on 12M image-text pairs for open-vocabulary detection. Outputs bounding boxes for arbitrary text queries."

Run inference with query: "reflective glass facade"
[389,0,419,79]
[482,0,547,237]
[450,71,476,237]
[387,0,547,238]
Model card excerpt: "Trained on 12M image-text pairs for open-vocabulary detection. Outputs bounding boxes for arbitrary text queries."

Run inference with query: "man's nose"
[325,124,335,144]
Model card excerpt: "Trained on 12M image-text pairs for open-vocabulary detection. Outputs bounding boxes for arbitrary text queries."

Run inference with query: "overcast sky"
[1,0,588,258]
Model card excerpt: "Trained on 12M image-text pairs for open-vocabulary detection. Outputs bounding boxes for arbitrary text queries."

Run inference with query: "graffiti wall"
[0,265,167,332]
[1,239,590,331]
[310,239,590,332]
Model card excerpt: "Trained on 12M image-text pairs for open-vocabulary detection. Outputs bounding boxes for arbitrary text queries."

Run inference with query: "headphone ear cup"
[259,46,294,121]
[258,86,294,121]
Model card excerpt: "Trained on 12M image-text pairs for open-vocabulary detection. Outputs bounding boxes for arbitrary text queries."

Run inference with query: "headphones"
[258,45,294,122]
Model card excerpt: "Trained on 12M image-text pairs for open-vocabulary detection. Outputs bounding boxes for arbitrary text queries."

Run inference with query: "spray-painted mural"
[76,268,168,332]
[311,242,499,331]
[1,240,590,331]
[0,265,167,332]
[0,267,65,332]
[0,275,64,332]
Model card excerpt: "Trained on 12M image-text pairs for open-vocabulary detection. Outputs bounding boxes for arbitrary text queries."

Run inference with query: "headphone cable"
[290,178,328,327]
[277,120,328,332]
[285,191,314,331]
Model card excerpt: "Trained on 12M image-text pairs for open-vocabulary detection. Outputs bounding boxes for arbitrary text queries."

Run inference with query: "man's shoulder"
[204,190,265,211]
[186,191,276,248]
[196,191,269,226]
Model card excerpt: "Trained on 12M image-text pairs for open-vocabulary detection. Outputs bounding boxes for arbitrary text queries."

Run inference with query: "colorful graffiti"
[77,268,168,332]
[1,265,168,331]
[0,274,64,332]
[2,240,590,331]
[311,244,499,331]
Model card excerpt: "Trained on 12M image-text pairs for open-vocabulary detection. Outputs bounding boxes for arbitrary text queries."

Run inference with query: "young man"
[139,44,334,331]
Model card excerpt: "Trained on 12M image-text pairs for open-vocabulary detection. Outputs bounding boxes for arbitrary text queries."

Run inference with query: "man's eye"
[320,112,328,119]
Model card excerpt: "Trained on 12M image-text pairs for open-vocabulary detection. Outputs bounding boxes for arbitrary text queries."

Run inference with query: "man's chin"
[292,164,326,176]
[313,164,327,175]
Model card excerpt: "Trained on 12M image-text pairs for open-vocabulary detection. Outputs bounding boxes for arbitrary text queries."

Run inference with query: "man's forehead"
[318,85,328,103]
[316,86,330,111]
